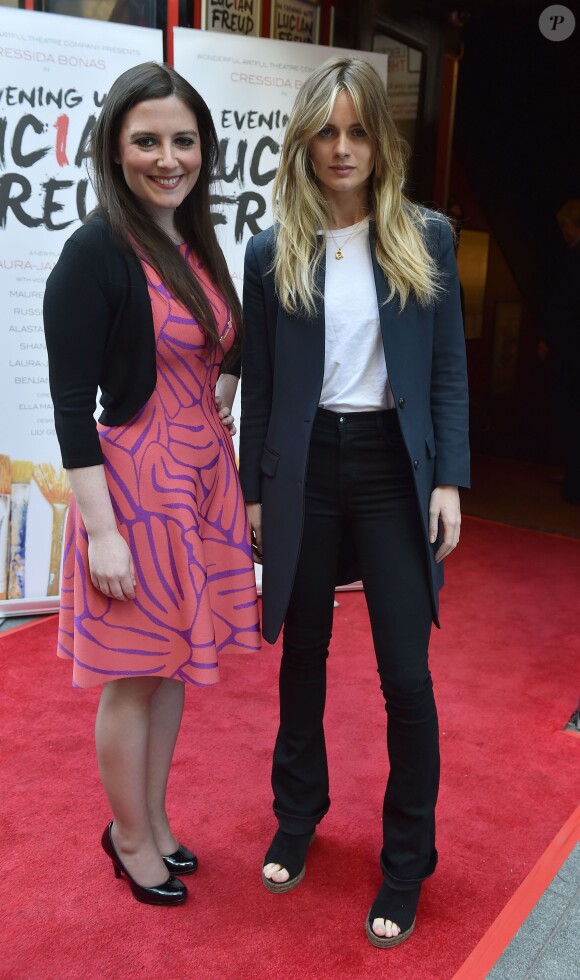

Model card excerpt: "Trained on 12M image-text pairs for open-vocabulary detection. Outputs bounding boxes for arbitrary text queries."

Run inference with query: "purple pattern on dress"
[57,249,260,688]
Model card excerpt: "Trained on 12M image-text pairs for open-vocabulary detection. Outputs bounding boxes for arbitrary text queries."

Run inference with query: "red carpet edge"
[452,805,580,980]
[462,512,580,545]
[0,615,53,639]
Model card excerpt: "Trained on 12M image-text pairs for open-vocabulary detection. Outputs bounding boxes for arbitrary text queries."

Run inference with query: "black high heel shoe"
[162,844,198,876]
[101,823,188,906]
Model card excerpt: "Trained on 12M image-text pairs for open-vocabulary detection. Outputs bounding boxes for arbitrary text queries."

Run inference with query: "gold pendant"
[335,248,344,260]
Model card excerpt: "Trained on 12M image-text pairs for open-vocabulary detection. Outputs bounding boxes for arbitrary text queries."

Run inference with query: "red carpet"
[1,516,579,980]
[454,804,580,980]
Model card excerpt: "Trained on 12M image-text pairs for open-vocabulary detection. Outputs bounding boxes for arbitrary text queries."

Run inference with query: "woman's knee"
[100,675,164,707]
[379,668,435,709]
[281,625,331,670]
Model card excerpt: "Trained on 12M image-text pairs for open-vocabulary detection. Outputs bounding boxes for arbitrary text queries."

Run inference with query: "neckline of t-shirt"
[322,215,370,238]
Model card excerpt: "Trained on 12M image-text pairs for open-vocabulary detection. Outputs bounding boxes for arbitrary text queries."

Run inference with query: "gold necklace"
[326,216,368,260]
[220,310,232,344]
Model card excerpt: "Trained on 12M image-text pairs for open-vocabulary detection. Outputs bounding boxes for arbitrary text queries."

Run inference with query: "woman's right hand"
[87,529,137,600]
[246,502,263,564]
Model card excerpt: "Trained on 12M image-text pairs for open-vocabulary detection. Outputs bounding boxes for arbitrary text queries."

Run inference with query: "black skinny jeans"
[272,407,439,888]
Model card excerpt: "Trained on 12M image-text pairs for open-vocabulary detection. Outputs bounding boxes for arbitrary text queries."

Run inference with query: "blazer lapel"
[273,248,326,418]
[369,222,419,374]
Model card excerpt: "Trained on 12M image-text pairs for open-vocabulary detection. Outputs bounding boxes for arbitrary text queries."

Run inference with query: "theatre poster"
[0,8,162,616]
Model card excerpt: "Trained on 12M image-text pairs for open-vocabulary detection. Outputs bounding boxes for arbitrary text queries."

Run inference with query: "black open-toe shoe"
[365,881,421,948]
[261,828,316,894]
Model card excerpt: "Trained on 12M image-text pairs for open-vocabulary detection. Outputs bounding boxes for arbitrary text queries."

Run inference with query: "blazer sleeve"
[430,219,471,489]
[44,232,111,469]
[239,235,275,502]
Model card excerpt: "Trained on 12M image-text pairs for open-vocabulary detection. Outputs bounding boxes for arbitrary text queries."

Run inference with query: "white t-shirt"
[319,218,395,413]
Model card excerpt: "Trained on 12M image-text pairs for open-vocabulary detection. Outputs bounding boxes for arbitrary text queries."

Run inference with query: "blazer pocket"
[260,445,280,477]
[425,429,436,459]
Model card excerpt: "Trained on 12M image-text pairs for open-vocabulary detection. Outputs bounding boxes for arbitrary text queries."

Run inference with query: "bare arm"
[216,373,239,436]
[67,465,136,601]
[245,501,263,564]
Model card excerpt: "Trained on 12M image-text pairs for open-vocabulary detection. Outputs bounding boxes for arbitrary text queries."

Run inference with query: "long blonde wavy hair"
[272,56,445,316]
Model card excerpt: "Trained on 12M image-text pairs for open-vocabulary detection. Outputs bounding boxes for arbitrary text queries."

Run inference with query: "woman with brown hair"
[44,62,260,906]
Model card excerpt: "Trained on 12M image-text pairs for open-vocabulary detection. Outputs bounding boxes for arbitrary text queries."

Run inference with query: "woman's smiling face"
[115,95,202,224]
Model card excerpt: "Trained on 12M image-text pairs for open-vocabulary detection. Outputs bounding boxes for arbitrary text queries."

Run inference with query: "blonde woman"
[240,56,469,946]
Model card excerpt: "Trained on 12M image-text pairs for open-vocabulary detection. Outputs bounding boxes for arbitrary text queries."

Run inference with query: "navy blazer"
[240,214,470,644]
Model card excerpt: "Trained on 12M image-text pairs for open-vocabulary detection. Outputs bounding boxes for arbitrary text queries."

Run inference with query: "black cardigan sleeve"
[44,218,157,469]
[44,225,113,468]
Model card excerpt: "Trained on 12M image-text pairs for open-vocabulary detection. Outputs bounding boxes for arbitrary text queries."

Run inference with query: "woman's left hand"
[429,485,461,562]
[215,396,236,437]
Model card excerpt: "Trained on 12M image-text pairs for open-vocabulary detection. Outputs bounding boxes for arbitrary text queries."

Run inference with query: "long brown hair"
[90,61,241,359]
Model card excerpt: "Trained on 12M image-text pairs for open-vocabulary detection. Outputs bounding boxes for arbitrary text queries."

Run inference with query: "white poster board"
[173,30,387,294]
[0,8,162,616]
[174,30,387,589]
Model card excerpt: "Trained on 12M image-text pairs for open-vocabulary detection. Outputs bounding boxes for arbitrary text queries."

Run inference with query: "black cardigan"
[44,214,239,469]
[44,215,157,468]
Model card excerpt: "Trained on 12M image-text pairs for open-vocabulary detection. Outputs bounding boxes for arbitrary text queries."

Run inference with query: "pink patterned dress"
[58,246,260,688]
